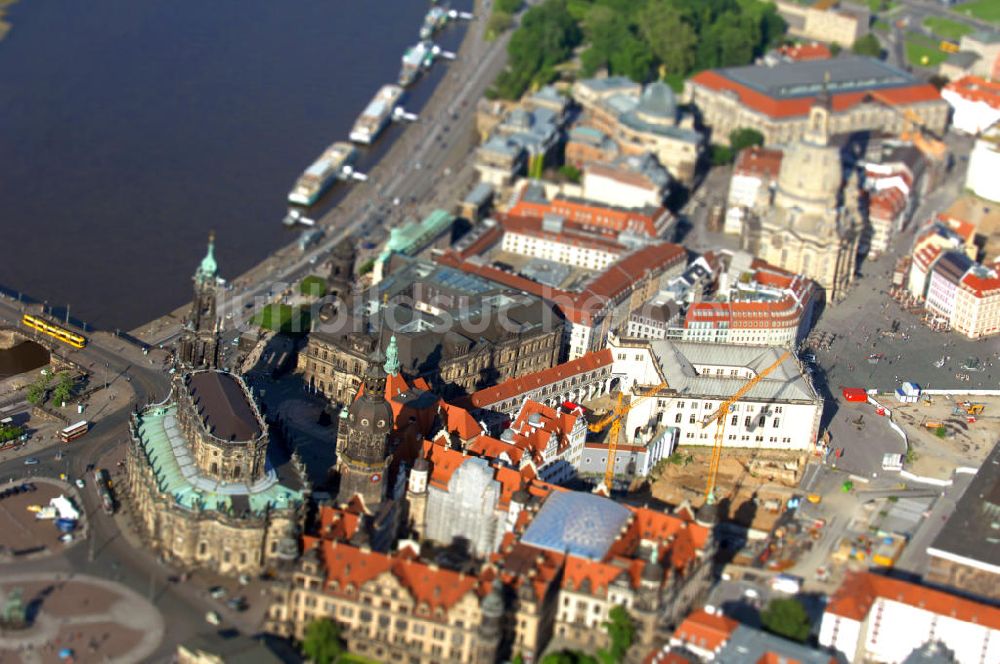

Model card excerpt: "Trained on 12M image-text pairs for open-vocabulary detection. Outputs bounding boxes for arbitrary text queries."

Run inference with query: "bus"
[59,420,89,443]
[21,314,87,349]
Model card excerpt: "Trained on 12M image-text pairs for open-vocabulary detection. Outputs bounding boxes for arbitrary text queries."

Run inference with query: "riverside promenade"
[129,0,509,347]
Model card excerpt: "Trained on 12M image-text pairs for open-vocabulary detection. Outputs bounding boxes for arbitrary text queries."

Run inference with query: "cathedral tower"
[178,233,222,370]
[336,353,394,512]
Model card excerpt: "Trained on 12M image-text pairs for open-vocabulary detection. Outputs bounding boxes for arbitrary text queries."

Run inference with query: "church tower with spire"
[178,233,222,370]
[336,352,394,512]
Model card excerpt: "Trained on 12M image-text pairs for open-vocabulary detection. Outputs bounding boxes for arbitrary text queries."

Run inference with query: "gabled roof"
[467,349,613,409]
[307,540,485,615]
[825,571,1000,630]
[673,609,739,653]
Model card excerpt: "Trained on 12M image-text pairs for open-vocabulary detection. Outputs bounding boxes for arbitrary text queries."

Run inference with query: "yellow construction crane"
[589,382,667,493]
[701,351,791,504]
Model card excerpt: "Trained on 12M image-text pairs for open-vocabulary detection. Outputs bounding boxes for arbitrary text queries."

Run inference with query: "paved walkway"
[0,572,163,664]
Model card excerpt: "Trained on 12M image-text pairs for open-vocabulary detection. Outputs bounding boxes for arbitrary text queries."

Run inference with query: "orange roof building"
[679,260,818,347]
[670,609,739,660]
[465,400,588,485]
[686,56,948,147]
[820,571,1000,664]
[942,75,1000,134]
[462,349,613,428]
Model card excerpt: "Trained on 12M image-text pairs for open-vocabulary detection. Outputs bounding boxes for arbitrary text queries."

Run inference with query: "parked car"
[226,596,248,612]
[205,611,221,626]
[24,457,39,465]
[209,586,226,600]
[75,479,85,489]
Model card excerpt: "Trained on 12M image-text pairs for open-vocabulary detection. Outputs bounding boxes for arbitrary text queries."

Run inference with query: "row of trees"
[26,371,76,407]
[491,0,787,100]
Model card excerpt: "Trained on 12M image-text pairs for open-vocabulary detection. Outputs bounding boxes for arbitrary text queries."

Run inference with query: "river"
[0,0,469,330]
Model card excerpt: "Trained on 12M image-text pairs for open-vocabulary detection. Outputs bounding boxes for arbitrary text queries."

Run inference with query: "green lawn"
[299,275,327,298]
[873,19,890,33]
[867,0,898,12]
[905,35,948,67]
[923,16,974,40]
[957,0,1000,25]
[252,304,310,334]
[336,655,380,664]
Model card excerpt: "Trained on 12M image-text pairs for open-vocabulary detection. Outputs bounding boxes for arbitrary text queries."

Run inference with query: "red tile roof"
[500,213,628,254]
[777,43,833,62]
[943,75,1000,110]
[673,609,739,653]
[690,70,941,119]
[509,191,670,237]
[826,571,1000,629]
[307,540,485,615]
[733,146,784,180]
[959,265,1000,297]
[467,349,613,408]
[316,504,362,542]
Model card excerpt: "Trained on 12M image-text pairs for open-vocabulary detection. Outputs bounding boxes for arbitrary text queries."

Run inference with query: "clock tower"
[336,353,394,512]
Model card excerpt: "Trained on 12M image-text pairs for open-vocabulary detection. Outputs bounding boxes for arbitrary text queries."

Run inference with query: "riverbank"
[129,0,492,343]
[0,0,19,41]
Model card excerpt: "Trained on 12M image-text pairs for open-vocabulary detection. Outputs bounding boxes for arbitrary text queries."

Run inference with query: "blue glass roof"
[521,491,632,561]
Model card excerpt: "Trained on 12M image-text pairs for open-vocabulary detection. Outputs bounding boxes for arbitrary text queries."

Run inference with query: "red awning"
[842,388,868,403]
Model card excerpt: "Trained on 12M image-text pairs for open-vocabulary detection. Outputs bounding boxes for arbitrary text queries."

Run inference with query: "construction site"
[646,447,809,532]
[892,394,999,478]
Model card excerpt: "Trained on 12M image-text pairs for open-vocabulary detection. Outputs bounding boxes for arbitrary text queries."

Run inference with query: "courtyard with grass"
[252,303,310,334]
[923,16,974,41]
[905,33,949,68]
[956,0,1000,25]
[299,275,327,298]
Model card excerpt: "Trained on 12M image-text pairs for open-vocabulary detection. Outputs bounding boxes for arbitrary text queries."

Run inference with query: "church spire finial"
[384,335,400,376]
[196,231,218,282]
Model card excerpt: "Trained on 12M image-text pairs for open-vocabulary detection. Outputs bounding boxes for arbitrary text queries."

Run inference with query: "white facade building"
[820,571,1000,664]
[941,76,1000,135]
[609,337,823,453]
[966,123,1000,203]
[581,153,671,210]
[500,220,622,271]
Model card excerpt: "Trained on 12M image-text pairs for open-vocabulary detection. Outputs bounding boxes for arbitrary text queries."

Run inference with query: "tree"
[496,0,522,13]
[639,1,698,76]
[829,42,843,56]
[559,164,582,183]
[486,11,513,41]
[710,144,735,166]
[301,618,344,664]
[26,372,52,406]
[728,127,765,152]
[51,372,75,407]
[0,424,25,444]
[492,0,582,99]
[852,33,883,58]
[761,597,812,643]
[598,605,636,664]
